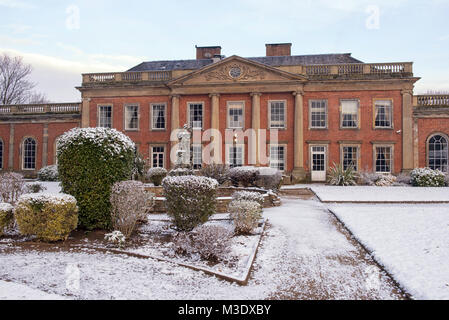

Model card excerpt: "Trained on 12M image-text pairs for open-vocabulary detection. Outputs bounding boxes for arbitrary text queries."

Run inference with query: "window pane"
[152,104,166,129]
[342,146,358,171]
[374,100,392,128]
[341,100,358,128]
[375,146,392,173]
[189,104,203,129]
[23,138,36,169]
[99,106,112,128]
[270,101,285,128]
[428,135,448,172]
[125,105,139,129]
[192,145,202,169]
[310,100,327,128]
[152,146,164,168]
[228,103,243,128]
[270,145,285,171]
[229,146,243,167]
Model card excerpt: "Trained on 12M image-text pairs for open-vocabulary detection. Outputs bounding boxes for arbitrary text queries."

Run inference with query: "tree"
[0,53,49,105]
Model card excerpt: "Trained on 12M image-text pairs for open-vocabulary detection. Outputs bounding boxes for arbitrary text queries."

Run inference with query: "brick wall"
[416,117,449,168]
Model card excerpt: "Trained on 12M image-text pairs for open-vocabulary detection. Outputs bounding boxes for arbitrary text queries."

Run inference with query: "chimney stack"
[265,43,292,57]
[196,45,222,59]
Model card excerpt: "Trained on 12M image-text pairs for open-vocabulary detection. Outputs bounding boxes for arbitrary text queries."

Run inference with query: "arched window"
[428,134,448,172]
[0,139,3,169]
[22,138,36,170]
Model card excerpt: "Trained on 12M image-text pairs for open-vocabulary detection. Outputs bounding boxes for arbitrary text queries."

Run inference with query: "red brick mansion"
[0,43,448,182]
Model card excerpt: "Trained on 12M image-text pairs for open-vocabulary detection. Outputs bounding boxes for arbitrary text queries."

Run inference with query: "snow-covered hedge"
[173,225,232,261]
[37,165,59,181]
[410,168,446,187]
[228,200,262,235]
[110,180,154,237]
[256,167,282,190]
[199,164,230,185]
[146,167,167,186]
[162,175,218,231]
[57,127,136,230]
[104,230,126,247]
[0,202,14,236]
[229,166,260,187]
[26,182,46,193]
[359,172,396,186]
[232,191,265,206]
[0,172,25,204]
[168,167,194,176]
[14,193,78,241]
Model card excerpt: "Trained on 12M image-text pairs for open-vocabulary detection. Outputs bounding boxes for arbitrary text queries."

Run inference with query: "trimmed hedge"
[0,202,14,235]
[57,127,135,230]
[228,199,262,235]
[410,168,446,187]
[162,175,218,231]
[15,193,78,241]
[37,165,59,181]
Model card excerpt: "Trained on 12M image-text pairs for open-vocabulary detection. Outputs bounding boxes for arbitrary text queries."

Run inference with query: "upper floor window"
[227,102,244,129]
[340,100,359,128]
[124,105,139,130]
[98,105,112,128]
[269,101,286,128]
[309,100,327,128]
[375,145,392,173]
[269,145,286,171]
[0,139,3,169]
[341,145,359,171]
[22,137,36,170]
[374,100,393,128]
[428,134,448,172]
[151,103,166,130]
[188,103,203,129]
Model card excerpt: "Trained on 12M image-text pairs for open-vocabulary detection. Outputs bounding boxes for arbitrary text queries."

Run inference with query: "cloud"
[0,35,42,46]
[0,0,35,9]
[3,23,32,33]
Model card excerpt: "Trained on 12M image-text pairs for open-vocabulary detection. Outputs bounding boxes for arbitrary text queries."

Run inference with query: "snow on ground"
[305,185,449,202]
[0,197,402,300]
[0,280,64,300]
[329,203,449,299]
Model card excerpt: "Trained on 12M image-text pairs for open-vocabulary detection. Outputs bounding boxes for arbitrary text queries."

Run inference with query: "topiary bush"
[232,191,265,206]
[173,225,232,261]
[199,164,230,185]
[0,202,14,236]
[229,166,260,187]
[228,199,262,235]
[146,167,167,186]
[37,165,59,181]
[0,172,26,204]
[327,162,358,186]
[410,168,446,187]
[57,127,135,230]
[110,180,154,237]
[14,193,78,241]
[162,175,218,231]
[26,182,47,193]
[256,167,282,191]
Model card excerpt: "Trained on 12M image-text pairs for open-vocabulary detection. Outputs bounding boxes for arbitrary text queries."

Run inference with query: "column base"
[291,167,307,184]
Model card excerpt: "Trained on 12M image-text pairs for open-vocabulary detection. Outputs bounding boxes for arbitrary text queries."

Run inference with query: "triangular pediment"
[168,55,306,86]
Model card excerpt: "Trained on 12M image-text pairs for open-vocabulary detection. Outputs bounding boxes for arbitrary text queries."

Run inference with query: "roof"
[127,53,363,72]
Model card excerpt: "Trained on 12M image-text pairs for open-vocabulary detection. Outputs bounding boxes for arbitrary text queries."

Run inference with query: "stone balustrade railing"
[0,103,81,114]
[82,71,172,84]
[414,94,449,107]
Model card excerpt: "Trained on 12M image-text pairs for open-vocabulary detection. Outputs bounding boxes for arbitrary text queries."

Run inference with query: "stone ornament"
[205,63,266,81]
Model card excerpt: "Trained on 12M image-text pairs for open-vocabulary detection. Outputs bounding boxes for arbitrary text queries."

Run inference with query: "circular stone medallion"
[229,66,242,79]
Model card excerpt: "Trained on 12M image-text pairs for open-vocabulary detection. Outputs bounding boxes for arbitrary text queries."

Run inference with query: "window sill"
[373,127,394,130]
[309,127,328,130]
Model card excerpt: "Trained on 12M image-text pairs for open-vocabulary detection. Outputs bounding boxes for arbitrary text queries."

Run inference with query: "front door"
[311,146,326,182]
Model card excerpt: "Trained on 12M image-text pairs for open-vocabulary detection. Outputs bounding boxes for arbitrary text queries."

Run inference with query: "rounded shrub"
[199,164,230,185]
[57,127,135,230]
[37,165,59,181]
[147,167,167,186]
[232,191,265,206]
[15,193,78,241]
[162,175,218,231]
[168,167,194,176]
[256,167,282,190]
[0,202,14,236]
[229,166,260,187]
[410,168,446,187]
[228,199,262,235]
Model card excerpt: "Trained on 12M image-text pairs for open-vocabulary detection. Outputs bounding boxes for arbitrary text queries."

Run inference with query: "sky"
[1,0,448,102]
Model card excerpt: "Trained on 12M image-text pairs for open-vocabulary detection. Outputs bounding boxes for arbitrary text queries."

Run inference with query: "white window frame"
[227,101,245,129]
[124,104,140,131]
[427,133,449,173]
[192,144,202,170]
[226,144,244,167]
[340,144,360,171]
[373,144,393,173]
[98,104,113,128]
[188,102,204,130]
[150,103,167,131]
[309,99,328,129]
[22,137,37,170]
[340,99,359,129]
[269,144,287,171]
[268,100,287,129]
[373,99,393,129]
[150,145,165,168]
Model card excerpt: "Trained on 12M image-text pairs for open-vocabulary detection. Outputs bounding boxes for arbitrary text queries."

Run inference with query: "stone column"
[42,123,48,167]
[209,93,221,163]
[81,97,90,128]
[250,93,261,166]
[8,124,14,170]
[402,89,414,172]
[292,90,306,182]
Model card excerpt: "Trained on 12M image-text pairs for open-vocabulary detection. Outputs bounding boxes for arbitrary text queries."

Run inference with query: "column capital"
[250,92,262,97]
[401,89,413,96]
[169,94,181,99]
[209,93,220,98]
[292,90,304,96]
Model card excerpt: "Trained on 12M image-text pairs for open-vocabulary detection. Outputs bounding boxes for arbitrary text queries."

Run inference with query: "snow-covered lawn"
[0,280,64,300]
[329,203,449,299]
[308,185,449,203]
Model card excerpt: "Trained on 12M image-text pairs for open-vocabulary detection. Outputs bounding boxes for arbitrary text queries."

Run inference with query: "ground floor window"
[192,144,202,169]
[374,146,392,173]
[428,134,448,172]
[151,146,165,168]
[98,105,112,128]
[23,137,36,170]
[342,145,358,171]
[228,145,243,167]
[269,145,286,171]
